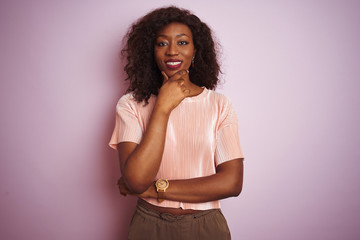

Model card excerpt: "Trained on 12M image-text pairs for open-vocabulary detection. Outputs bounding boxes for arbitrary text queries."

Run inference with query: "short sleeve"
[215,100,244,166]
[109,95,143,150]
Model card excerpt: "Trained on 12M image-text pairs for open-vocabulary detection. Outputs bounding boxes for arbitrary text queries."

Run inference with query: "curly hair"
[121,6,221,103]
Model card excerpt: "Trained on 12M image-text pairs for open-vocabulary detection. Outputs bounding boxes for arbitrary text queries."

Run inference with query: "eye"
[156,42,168,47]
[178,41,189,46]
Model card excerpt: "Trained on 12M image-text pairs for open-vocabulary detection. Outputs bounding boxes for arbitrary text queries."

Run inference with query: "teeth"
[166,62,181,65]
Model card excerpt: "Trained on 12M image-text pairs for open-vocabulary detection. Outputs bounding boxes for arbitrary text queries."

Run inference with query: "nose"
[166,42,179,56]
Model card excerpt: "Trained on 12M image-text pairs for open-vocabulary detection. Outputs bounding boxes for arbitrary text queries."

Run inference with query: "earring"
[191,56,195,68]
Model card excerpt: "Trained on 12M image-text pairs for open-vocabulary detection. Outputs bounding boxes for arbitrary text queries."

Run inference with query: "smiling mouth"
[165,60,182,69]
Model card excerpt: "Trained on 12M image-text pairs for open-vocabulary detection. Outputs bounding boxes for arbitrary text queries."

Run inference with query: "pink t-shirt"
[109,88,244,210]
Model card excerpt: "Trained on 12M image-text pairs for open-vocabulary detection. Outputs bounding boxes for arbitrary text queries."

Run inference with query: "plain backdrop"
[1,0,360,239]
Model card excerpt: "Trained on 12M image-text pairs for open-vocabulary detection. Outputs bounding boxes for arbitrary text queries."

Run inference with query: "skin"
[117,22,244,212]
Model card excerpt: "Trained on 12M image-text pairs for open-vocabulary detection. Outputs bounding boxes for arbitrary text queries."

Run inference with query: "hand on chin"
[164,68,188,78]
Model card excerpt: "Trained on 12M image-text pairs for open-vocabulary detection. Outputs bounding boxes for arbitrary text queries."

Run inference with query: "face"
[154,22,195,78]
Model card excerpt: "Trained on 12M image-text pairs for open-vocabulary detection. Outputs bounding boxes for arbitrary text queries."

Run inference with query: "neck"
[185,79,204,97]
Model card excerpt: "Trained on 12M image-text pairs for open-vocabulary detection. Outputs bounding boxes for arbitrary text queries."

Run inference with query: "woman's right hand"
[155,70,191,114]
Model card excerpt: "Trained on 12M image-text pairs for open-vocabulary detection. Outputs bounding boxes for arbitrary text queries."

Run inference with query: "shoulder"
[115,93,136,111]
[116,92,156,113]
[206,89,233,110]
[117,92,135,105]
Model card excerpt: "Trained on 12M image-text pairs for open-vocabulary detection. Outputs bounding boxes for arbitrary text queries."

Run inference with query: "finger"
[119,185,130,196]
[178,80,185,86]
[183,88,191,96]
[179,83,190,93]
[118,185,126,195]
[117,177,125,185]
[161,71,169,84]
[120,191,127,196]
[169,69,188,80]
[176,69,188,77]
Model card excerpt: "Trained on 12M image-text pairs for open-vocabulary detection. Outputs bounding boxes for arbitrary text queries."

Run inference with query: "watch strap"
[157,190,165,203]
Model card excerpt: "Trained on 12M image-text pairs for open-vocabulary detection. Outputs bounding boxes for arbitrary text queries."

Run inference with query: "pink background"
[1,0,360,239]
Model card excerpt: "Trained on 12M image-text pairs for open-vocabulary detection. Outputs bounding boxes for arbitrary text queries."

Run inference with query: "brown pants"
[127,201,231,240]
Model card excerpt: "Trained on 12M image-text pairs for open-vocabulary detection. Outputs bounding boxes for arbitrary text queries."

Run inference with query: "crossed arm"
[118,139,243,203]
[117,70,243,203]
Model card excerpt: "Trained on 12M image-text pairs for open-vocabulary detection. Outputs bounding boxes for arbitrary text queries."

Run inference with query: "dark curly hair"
[122,6,221,103]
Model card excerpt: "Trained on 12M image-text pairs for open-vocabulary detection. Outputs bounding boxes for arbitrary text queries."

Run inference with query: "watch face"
[156,179,169,189]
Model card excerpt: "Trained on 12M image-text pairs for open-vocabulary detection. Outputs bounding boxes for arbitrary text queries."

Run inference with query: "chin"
[168,67,189,76]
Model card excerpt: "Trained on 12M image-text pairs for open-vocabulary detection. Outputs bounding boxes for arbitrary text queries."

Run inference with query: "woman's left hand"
[117,177,132,196]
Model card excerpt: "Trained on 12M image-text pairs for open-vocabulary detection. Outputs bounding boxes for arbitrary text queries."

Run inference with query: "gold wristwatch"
[155,179,169,203]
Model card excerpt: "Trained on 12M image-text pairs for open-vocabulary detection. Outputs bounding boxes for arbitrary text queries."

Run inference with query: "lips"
[165,59,183,70]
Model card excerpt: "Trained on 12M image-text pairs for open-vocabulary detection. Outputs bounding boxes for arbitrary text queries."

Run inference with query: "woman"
[109,6,244,240]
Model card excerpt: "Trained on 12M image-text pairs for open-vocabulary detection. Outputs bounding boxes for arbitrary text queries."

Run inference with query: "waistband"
[136,199,220,222]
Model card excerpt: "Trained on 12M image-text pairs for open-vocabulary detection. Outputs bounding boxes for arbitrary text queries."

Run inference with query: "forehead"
[156,22,193,38]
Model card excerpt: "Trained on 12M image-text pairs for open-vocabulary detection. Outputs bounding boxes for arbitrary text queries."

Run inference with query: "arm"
[118,157,243,203]
[119,70,190,194]
[140,158,243,203]
[162,158,243,202]
[146,93,245,203]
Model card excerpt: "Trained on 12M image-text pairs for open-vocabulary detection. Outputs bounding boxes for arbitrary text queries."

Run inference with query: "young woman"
[109,6,244,240]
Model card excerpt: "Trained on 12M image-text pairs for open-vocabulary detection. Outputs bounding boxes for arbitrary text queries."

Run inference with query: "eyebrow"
[157,34,189,38]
